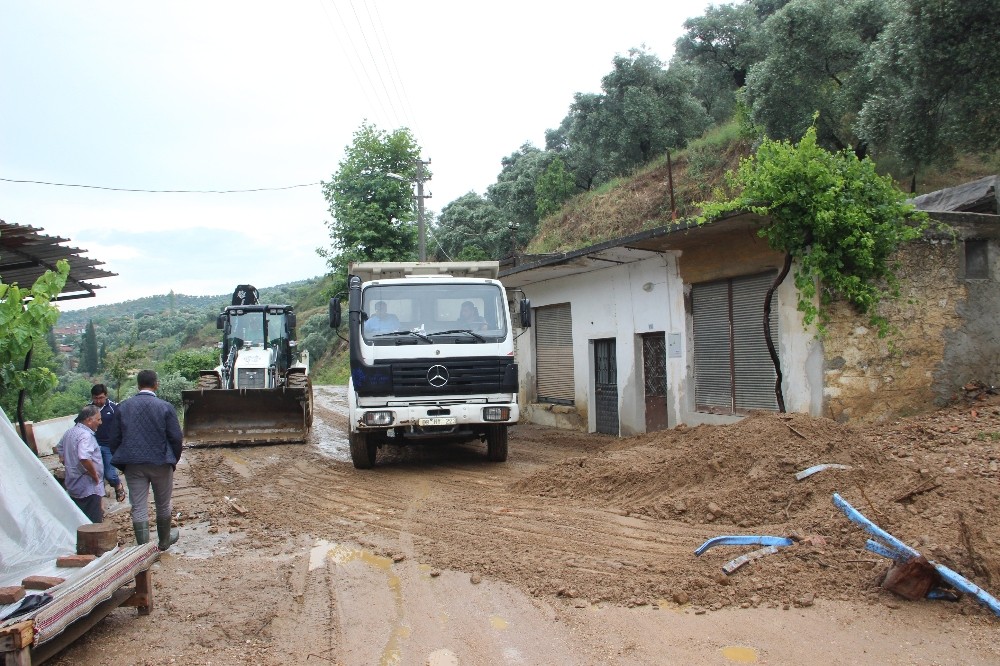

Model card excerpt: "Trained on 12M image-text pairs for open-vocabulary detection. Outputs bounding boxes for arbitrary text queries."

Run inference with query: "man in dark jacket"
[109,369,183,550]
[90,384,126,503]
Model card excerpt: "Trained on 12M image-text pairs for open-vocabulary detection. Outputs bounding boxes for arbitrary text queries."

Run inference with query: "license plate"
[418,417,456,426]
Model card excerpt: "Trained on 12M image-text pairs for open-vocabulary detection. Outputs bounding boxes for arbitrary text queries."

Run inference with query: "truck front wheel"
[350,431,377,469]
[486,425,508,462]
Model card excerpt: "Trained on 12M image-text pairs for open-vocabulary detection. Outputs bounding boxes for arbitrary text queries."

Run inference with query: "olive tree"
[857,0,1000,176]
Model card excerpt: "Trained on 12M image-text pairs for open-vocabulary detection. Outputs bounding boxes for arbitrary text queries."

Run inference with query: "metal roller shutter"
[693,280,733,411]
[535,304,574,404]
[693,272,779,414]
[733,273,780,411]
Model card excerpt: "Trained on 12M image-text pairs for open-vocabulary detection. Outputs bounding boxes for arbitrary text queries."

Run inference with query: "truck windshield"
[362,283,508,341]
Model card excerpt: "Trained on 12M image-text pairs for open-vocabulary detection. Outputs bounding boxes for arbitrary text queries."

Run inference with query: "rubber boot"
[133,521,150,545]
[156,517,179,551]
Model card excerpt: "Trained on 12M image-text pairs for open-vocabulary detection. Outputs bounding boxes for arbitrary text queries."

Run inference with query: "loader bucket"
[181,387,311,447]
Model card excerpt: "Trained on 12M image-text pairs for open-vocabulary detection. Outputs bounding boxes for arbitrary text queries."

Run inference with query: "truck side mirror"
[520,299,532,328]
[216,314,225,330]
[329,297,342,329]
[286,312,297,330]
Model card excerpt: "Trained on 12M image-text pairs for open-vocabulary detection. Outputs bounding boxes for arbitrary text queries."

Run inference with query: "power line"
[0,176,322,194]
[347,0,403,128]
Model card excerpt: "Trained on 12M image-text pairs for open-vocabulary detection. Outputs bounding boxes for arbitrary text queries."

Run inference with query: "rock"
[673,500,687,514]
[713,573,730,586]
[392,554,406,563]
[430,570,441,578]
[470,573,482,585]
[707,502,722,516]
[794,592,815,608]
[672,590,690,605]
[710,602,723,611]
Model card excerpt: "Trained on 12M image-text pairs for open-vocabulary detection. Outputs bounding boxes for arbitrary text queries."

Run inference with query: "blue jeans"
[99,445,121,487]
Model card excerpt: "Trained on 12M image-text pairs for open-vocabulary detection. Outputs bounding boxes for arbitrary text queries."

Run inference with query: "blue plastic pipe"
[833,493,1000,617]
[694,535,794,556]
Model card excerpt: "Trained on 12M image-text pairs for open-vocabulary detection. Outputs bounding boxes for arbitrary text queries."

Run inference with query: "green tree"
[0,259,69,426]
[486,144,550,253]
[592,48,711,176]
[546,93,606,190]
[319,122,424,292]
[535,156,577,220]
[433,193,506,260]
[160,348,219,381]
[857,0,1000,176]
[743,0,893,155]
[700,122,927,338]
[674,1,767,89]
[103,343,146,401]
[155,371,190,410]
[81,319,99,374]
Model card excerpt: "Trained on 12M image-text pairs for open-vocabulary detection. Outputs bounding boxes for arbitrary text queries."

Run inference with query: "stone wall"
[822,239,969,423]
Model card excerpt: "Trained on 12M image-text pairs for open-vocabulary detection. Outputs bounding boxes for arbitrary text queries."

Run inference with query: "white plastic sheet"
[0,409,86,587]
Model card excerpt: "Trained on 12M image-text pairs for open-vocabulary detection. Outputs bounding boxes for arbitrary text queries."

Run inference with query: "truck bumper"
[352,396,518,431]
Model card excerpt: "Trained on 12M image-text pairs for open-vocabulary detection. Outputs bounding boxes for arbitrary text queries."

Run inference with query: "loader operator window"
[231,312,264,348]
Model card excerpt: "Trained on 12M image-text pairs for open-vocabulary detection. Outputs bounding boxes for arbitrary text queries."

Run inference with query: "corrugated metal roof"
[0,220,116,301]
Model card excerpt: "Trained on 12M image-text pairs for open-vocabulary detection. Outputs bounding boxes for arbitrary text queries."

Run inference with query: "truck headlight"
[363,411,394,426]
[482,407,510,422]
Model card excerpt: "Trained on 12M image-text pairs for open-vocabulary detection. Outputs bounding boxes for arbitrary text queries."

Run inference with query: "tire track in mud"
[183,388,716,607]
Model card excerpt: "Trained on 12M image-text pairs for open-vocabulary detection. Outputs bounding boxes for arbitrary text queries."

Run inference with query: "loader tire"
[486,425,508,462]
[198,374,222,390]
[350,431,377,469]
[287,373,314,427]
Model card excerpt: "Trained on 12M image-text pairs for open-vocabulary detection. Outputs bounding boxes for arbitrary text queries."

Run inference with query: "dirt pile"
[511,398,1000,612]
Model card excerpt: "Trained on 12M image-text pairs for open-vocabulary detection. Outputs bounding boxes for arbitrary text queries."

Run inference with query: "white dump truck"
[330,261,529,468]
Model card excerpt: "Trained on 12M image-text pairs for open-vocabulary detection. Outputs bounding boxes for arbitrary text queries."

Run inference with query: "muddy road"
[51,385,999,665]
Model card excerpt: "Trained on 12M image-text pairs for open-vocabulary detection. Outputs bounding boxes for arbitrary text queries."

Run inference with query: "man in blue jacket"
[90,384,126,503]
[109,369,183,550]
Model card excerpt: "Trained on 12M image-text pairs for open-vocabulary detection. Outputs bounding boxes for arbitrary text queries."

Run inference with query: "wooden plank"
[0,621,33,651]
[119,570,153,616]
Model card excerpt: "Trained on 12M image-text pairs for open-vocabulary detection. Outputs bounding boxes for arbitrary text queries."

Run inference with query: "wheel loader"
[181,285,313,446]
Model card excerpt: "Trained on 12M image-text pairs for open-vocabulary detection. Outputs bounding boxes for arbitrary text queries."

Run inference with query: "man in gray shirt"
[56,405,105,522]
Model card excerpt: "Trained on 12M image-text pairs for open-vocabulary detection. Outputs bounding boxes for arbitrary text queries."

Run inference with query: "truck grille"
[238,368,267,389]
[360,358,514,396]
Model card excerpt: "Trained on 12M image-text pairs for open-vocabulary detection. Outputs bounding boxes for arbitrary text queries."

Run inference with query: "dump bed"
[349,261,500,282]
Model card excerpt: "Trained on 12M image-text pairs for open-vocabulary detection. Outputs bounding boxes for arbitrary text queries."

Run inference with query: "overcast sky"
[0,1,712,311]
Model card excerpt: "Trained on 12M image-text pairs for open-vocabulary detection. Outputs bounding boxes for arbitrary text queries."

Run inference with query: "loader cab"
[220,305,297,373]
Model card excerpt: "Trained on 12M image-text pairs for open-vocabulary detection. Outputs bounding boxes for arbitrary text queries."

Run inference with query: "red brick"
[56,553,96,567]
[21,576,65,590]
[0,586,25,604]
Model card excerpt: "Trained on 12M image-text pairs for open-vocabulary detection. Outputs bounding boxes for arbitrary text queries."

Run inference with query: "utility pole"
[389,160,432,260]
[414,159,431,261]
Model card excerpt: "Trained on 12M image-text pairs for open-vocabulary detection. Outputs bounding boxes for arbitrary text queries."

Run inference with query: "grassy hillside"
[529,121,1000,255]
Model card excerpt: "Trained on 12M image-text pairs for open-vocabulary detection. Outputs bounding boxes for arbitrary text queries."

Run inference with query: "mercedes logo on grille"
[427,364,449,387]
